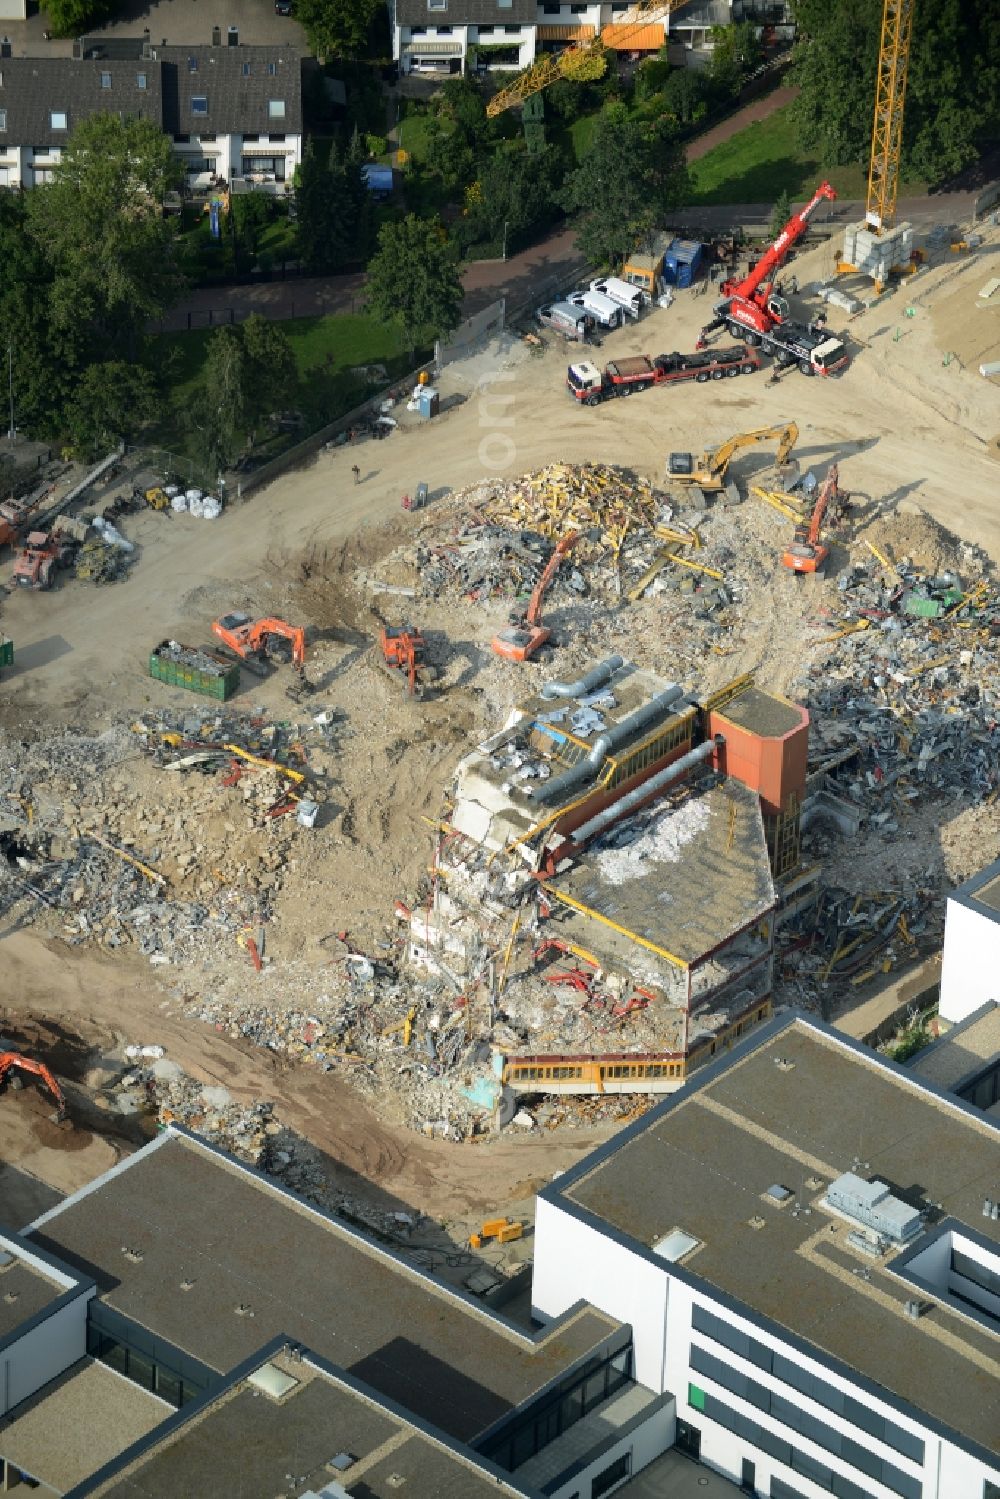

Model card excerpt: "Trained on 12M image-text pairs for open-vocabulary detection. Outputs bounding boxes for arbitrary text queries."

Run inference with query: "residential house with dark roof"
[0,37,302,193]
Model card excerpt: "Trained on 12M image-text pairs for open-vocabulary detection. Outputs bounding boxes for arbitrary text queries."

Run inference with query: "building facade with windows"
[0,40,301,192]
[532,1014,1000,1499]
[389,0,795,76]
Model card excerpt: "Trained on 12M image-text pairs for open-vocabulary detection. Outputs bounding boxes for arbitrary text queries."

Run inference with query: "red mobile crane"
[700,182,838,347]
[781,464,840,575]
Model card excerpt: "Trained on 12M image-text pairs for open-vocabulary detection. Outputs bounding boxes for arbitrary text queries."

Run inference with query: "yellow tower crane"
[486,1,679,117]
[866,0,915,233]
[838,0,916,291]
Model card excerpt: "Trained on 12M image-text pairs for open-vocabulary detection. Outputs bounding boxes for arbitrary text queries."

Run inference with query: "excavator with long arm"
[781,464,839,575]
[211,613,307,676]
[667,423,799,494]
[492,531,581,662]
[0,1051,67,1122]
[697,183,837,346]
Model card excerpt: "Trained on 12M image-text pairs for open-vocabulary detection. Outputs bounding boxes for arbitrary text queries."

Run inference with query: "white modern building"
[532,1014,1000,1499]
[940,859,1000,1025]
[0,36,302,193]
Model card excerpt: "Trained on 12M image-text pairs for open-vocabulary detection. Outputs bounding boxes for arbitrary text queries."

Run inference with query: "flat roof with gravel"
[559,1018,1000,1457]
[0,1358,168,1492]
[86,1349,534,1499]
[30,1131,619,1443]
[0,1247,65,1339]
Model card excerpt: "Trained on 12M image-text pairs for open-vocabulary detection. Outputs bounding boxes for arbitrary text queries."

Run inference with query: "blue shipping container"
[662,238,704,289]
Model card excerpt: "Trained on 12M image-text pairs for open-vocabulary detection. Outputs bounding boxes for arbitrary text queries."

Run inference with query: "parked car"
[275,0,293,14]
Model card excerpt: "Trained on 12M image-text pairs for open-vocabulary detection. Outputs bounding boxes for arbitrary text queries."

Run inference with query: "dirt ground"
[2,215,999,1224]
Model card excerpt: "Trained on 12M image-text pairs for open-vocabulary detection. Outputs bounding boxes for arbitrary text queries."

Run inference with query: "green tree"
[423,119,476,196]
[65,362,158,458]
[769,188,792,239]
[790,0,1000,185]
[296,139,349,272]
[633,50,672,103]
[295,0,384,58]
[661,67,709,125]
[200,327,249,471]
[230,194,272,269]
[365,215,463,350]
[560,105,689,267]
[0,195,84,439]
[42,0,116,37]
[708,19,763,100]
[463,141,565,247]
[240,315,297,439]
[26,115,183,359]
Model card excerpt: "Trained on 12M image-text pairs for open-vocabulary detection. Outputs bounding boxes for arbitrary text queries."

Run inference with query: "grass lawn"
[395,108,440,165]
[687,104,928,206]
[146,313,421,473]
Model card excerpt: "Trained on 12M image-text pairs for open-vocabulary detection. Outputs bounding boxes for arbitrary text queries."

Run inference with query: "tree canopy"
[42,0,116,38]
[364,215,463,349]
[295,0,384,59]
[790,0,1000,185]
[560,104,689,267]
[26,115,183,356]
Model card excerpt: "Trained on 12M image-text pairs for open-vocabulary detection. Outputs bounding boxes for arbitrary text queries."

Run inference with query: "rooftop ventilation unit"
[825,1172,923,1245]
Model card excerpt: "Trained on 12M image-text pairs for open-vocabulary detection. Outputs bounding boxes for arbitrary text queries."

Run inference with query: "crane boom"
[722,182,836,308]
[486,2,677,117]
[866,0,914,232]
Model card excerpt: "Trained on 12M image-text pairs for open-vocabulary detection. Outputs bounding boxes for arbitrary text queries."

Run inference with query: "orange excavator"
[12,530,76,590]
[781,463,839,575]
[0,1051,67,1122]
[492,530,581,663]
[380,625,427,697]
[211,613,307,677]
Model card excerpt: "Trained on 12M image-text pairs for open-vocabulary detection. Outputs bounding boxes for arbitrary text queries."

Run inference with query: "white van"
[537,301,593,341]
[590,277,647,320]
[567,288,623,328]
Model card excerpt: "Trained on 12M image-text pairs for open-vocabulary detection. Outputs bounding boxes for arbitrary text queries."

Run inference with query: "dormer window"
[192,96,208,116]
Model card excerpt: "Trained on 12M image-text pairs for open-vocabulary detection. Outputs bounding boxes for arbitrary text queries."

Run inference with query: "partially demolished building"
[408,659,809,1097]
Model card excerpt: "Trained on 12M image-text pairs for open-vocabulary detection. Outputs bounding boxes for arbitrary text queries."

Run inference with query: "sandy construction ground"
[2,219,998,1219]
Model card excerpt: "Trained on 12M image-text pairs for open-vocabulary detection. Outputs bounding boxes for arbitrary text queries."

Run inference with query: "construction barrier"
[434,298,506,371]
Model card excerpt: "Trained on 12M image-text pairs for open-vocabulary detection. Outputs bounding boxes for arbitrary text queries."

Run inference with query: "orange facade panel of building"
[601,23,666,49]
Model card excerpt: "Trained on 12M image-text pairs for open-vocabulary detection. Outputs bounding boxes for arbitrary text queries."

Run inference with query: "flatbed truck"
[567,345,761,405]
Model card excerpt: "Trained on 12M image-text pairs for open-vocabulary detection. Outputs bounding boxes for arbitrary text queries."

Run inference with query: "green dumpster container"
[0,636,12,673]
[149,641,240,701]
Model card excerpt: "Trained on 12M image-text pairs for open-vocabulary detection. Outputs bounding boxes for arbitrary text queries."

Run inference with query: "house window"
[427,0,447,10]
[200,132,217,142]
[497,0,513,7]
[192,96,208,116]
[100,71,111,89]
[437,25,453,32]
[188,55,198,72]
[242,61,251,76]
[174,133,190,144]
[269,132,285,141]
[571,3,586,10]
[243,133,259,142]
[137,72,147,89]
[50,111,67,130]
[504,22,519,30]
[410,25,427,33]
[268,99,285,119]
[0,109,5,131]
[267,61,277,75]
[543,3,559,11]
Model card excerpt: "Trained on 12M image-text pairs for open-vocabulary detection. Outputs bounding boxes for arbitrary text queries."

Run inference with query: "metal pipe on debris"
[531,685,686,805]
[569,735,723,846]
[539,656,624,701]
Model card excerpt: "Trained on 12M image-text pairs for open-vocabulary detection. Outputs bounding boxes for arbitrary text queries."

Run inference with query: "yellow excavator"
[487,0,679,117]
[666,422,799,496]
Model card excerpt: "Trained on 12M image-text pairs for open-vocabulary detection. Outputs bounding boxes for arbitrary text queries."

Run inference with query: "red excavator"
[12,530,76,590]
[0,1051,67,1122]
[380,625,427,697]
[781,464,839,575]
[699,182,837,346]
[211,613,307,677]
[492,530,581,663]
